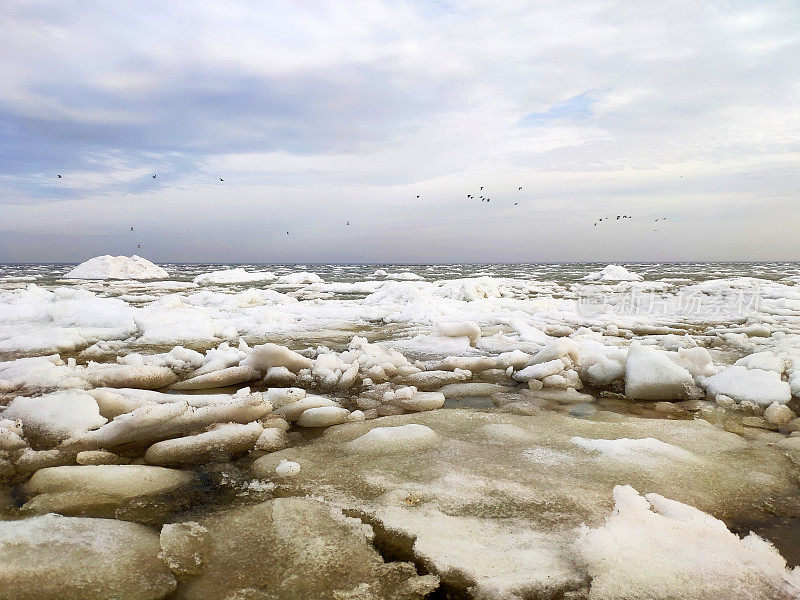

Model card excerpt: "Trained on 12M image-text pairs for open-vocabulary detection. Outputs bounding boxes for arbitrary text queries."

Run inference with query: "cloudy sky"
[1,1,799,263]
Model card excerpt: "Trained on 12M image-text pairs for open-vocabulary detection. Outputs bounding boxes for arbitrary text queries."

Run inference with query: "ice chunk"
[255,427,290,452]
[703,366,791,406]
[193,268,276,284]
[764,402,796,427]
[675,346,718,378]
[394,391,445,412]
[437,321,481,346]
[575,485,800,600]
[275,459,301,477]
[171,365,260,390]
[0,355,89,393]
[296,406,351,428]
[272,395,340,421]
[346,424,438,453]
[0,513,176,600]
[174,497,436,600]
[625,342,695,400]
[514,358,566,381]
[581,264,644,282]
[81,363,179,389]
[528,338,580,366]
[159,521,209,577]
[25,464,195,497]
[71,394,271,448]
[245,342,312,373]
[735,351,785,374]
[144,422,264,466]
[276,271,323,284]
[65,254,169,279]
[3,391,106,444]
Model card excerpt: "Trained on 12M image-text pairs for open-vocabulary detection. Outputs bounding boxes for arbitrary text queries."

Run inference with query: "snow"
[571,436,697,462]
[193,267,276,284]
[437,320,481,346]
[575,485,800,600]
[703,366,791,406]
[65,255,168,280]
[581,264,644,282]
[276,271,324,284]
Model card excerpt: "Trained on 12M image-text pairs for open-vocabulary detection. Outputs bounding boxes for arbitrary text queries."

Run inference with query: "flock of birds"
[56,174,672,244]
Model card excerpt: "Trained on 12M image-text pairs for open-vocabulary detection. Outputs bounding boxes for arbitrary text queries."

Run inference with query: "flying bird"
[219,177,224,181]
[152,174,157,179]
[513,202,518,206]
[57,174,62,179]
[347,221,350,226]
[416,195,420,198]
[518,186,522,190]
[137,244,141,248]
[480,186,484,190]
[130,227,134,231]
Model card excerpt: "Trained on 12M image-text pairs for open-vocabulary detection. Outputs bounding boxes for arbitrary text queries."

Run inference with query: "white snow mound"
[581,264,644,282]
[66,255,168,280]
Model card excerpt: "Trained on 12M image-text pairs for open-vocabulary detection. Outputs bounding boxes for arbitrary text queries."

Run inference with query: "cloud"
[1,0,799,262]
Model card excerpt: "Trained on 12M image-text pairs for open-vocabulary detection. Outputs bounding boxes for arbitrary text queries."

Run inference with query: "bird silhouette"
[513,202,518,206]
[137,244,141,248]
[219,177,224,181]
[416,195,420,198]
[480,186,484,190]
[518,186,522,190]
[57,174,62,179]
[152,174,157,179]
[347,221,350,226]
[130,227,134,231]
[286,231,290,235]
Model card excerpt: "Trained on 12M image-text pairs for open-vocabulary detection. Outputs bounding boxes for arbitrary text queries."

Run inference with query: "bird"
[480,186,484,190]
[416,195,420,198]
[219,177,224,182]
[152,174,157,179]
[518,186,522,190]
[347,221,350,226]
[513,202,518,206]
[130,226,134,231]
[593,222,597,226]
[57,174,62,179]
[286,231,290,235]
[616,216,620,220]
[137,244,141,248]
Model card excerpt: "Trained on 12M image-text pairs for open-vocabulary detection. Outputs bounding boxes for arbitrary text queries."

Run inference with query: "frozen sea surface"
[2,261,800,599]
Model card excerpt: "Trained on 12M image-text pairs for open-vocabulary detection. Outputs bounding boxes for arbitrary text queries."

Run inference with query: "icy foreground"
[2,262,800,599]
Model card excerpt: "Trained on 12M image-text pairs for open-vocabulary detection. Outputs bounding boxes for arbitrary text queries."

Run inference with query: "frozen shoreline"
[2,260,800,599]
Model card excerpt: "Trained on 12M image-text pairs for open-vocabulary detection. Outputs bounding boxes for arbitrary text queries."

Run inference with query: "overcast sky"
[1,1,799,264]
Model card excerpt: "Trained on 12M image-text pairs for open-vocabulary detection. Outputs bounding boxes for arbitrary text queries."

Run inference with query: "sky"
[1,0,799,264]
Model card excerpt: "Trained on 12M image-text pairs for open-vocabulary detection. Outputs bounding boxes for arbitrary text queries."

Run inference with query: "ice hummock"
[65,255,168,279]
[581,264,644,281]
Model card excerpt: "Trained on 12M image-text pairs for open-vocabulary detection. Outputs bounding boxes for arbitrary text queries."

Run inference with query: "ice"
[272,394,341,421]
[0,417,26,450]
[276,271,324,284]
[70,393,271,449]
[735,351,785,374]
[345,424,438,453]
[764,402,796,427]
[244,342,313,372]
[703,366,791,406]
[65,255,169,279]
[624,341,696,400]
[571,436,697,463]
[254,427,290,452]
[387,271,425,280]
[581,264,644,282]
[193,268,276,284]
[0,355,89,393]
[674,346,718,378]
[3,391,106,444]
[170,364,260,389]
[575,485,800,600]
[296,406,351,427]
[0,513,176,600]
[144,422,263,466]
[82,362,179,389]
[170,497,437,600]
[437,320,481,346]
[23,464,196,513]
[513,358,566,381]
[275,458,301,477]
